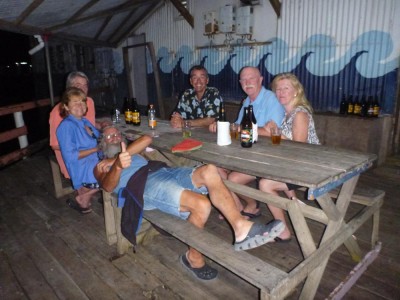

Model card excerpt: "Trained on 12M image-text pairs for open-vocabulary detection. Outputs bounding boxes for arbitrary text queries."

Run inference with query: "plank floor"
[0,149,399,300]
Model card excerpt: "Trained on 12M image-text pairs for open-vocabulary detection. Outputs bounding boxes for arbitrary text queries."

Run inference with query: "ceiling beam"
[107,10,136,44]
[15,0,44,25]
[47,0,153,32]
[94,15,112,40]
[66,0,100,23]
[269,0,281,18]
[170,0,193,28]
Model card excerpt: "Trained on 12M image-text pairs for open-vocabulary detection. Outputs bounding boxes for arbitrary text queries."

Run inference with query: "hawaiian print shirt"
[175,87,222,120]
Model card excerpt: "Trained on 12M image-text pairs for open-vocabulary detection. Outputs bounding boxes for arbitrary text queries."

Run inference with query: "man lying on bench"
[94,126,284,281]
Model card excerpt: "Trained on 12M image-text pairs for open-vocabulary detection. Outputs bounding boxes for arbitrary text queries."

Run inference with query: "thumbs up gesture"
[116,141,131,169]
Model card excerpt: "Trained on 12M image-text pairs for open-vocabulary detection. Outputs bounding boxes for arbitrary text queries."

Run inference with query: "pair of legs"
[144,164,285,279]
[67,186,99,214]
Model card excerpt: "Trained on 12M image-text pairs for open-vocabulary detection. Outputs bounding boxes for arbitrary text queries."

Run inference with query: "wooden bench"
[49,155,74,199]
[102,186,384,299]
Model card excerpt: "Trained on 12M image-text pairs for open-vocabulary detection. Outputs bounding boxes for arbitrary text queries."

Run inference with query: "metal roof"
[0,0,166,47]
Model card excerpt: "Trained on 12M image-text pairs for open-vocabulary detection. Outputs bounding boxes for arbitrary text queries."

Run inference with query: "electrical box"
[219,5,235,33]
[236,6,254,35]
[204,11,218,34]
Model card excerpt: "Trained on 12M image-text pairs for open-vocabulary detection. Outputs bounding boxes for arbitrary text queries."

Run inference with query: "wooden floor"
[1,149,399,300]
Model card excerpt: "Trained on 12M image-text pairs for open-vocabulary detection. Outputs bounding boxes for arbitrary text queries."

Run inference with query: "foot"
[66,199,92,214]
[240,201,260,219]
[180,253,218,280]
[234,220,285,251]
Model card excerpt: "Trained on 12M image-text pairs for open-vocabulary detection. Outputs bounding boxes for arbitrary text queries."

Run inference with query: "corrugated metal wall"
[131,0,398,114]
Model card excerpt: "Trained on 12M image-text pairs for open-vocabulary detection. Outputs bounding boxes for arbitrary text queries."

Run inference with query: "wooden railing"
[0,98,54,168]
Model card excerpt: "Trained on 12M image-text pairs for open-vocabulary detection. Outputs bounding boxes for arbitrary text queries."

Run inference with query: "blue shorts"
[143,167,208,220]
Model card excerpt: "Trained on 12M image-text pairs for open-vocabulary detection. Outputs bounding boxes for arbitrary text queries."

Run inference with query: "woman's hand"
[263,121,277,137]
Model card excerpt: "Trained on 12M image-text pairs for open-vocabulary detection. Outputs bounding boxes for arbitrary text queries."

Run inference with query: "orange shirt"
[49,97,95,178]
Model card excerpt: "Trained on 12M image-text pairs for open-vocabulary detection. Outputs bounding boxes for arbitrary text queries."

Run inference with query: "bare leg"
[258,178,292,239]
[179,190,211,268]
[228,171,257,214]
[192,165,257,241]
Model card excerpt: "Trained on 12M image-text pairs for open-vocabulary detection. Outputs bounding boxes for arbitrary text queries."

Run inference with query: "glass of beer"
[182,120,192,138]
[270,127,282,145]
[230,123,239,140]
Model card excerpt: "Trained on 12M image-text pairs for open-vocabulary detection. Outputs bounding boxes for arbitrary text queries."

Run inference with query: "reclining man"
[94,126,284,281]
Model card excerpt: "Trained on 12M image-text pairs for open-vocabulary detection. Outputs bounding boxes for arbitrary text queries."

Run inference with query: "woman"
[260,73,320,241]
[56,87,100,214]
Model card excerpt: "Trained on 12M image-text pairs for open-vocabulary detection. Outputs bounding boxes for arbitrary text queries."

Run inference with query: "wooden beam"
[170,0,194,28]
[0,126,28,144]
[47,0,152,32]
[107,10,136,43]
[0,99,51,117]
[15,0,44,25]
[94,16,112,40]
[269,0,281,18]
[66,0,100,23]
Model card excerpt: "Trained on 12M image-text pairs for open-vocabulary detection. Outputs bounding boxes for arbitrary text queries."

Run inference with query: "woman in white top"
[260,73,320,241]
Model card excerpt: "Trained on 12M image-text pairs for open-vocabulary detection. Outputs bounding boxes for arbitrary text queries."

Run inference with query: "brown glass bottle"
[240,107,252,148]
[124,97,132,124]
[132,98,141,126]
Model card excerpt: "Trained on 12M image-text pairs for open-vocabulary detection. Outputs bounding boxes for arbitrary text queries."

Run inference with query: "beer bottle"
[148,104,157,129]
[373,95,380,117]
[240,107,253,148]
[218,101,227,121]
[367,96,374,118]
[339,94,347,114]
[353,96,361,115]
[248,105,258,143]
[132,98,141,126]
[347,95,354,115]
[124,97,132,124]
[360,95,367,117]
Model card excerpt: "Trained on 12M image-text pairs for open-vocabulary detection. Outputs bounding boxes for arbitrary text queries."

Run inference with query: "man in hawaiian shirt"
[170,65,222,128]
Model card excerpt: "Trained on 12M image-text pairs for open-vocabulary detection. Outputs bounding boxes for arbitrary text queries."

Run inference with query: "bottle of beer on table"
[347,95,354,115]
[367,96,374,118]
[240,107,252,148]
[124,97,132,124]
[132,98,141,126]
[148,104,157,129]
[360,95,368,117]
[248,105,258,143]
[373,95,380,117]
[219,101,226,121]
[353,96,361,116]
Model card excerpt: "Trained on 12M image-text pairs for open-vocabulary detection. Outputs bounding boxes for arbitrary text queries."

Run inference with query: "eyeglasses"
[104,132,122,140]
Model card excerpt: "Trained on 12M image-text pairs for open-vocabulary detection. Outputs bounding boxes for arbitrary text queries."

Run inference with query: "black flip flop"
[66,198,92,214]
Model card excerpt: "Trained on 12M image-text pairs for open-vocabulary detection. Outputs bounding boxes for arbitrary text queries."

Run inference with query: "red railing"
[0,98,54,168]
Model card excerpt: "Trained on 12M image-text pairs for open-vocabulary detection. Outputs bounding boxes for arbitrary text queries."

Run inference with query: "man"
[94,126,285,281]
[170,65,222,128]
[49,71,109,178]
[210,66,286,218]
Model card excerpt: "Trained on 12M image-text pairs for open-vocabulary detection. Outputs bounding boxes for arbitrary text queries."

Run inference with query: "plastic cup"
[182,120,192,138]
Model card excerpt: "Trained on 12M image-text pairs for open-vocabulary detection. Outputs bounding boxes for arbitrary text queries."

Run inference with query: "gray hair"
[66,71,89,88]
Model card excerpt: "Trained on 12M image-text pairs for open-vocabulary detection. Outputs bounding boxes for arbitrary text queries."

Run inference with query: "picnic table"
[102,117,383,299]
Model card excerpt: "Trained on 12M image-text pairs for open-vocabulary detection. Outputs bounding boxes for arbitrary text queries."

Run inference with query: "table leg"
[299,175,359,299]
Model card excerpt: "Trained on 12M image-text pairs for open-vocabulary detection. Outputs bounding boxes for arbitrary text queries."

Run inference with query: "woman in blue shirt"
[57,87,100,214]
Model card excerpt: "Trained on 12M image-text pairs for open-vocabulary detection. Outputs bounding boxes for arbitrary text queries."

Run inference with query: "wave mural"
[156,31,398,114]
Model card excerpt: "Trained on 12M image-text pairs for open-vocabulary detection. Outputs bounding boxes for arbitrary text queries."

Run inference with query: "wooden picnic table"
[103,118,382,299]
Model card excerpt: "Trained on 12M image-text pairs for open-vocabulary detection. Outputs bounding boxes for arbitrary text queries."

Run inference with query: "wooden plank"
[0,125,27,143]
[0,98,51,116]
[144,209,288,293]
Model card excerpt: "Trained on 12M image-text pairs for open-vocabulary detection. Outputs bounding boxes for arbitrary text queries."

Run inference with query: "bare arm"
[94,135,153,192]
[291,111,309,142]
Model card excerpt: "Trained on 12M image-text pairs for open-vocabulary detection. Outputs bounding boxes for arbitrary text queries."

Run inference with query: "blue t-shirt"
[235,86,285,126]
[113,154,148,194]
[57,115,100,189]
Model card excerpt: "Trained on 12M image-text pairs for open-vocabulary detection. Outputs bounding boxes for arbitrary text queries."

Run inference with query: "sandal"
[66,198,92,214]
[234,220,285,251]
[180,253,218,280]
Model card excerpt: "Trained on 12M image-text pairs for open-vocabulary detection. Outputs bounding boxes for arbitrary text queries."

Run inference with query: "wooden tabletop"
[111,119,377,199]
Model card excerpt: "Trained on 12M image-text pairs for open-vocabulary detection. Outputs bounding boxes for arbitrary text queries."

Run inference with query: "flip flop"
[66,198,92,214]
[234,220,285,251]
[180,253,218,280]
[240,201,261,219]
[274,236,292,243]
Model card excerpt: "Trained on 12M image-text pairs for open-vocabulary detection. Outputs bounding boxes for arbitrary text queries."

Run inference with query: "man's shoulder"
[206,86,220,93]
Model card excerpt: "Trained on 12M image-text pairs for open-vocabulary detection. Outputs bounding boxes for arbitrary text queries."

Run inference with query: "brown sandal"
[66,199,92,214]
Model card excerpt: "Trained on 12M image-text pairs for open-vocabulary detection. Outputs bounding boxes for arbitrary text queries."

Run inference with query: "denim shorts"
[143,167,208,220]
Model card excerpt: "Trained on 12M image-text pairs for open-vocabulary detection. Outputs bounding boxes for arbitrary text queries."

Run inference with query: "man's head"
[239,67,263,101]
[66,71,89,95]
[189,65,209,96]
[100,126,123,159]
